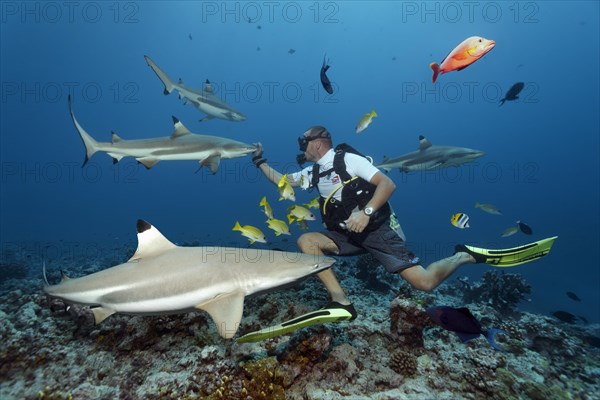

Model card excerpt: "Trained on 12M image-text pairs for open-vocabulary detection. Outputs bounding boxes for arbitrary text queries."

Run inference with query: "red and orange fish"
[430,36,495,83]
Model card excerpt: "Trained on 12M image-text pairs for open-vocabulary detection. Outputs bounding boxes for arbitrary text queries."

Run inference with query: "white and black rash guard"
[290,148,380,201]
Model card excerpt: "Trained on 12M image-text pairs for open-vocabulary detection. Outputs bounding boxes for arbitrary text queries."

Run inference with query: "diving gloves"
[455,236,558,267]
[237,302,356,343]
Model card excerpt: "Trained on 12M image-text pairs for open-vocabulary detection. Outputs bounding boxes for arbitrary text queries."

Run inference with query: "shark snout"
[232,112,246,121]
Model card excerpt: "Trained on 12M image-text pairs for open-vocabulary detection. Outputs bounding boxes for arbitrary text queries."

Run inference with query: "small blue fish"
[427,306,507,351]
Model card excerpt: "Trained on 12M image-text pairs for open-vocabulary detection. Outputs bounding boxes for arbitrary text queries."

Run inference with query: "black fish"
[551,310,577,324]
[517,221,533,235]
[288,49,296,55]
[426,306,507,351]
[320,54,333,94]
[566,291,581,302]
[499,82,525,106]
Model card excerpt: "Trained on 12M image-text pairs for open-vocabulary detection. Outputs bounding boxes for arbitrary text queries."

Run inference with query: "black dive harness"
[310,144,391,232]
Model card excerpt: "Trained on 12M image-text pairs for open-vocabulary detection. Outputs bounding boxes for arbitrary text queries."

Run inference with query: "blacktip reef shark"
[144,55,246,122]
[68,96,256,173]
[43,220,336,339]
[376,135,485,173]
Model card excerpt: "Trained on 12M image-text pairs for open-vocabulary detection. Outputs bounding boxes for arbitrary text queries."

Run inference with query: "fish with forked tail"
[320,54,333,94]
[430,36,496,83]
[427,306,507,351]
[43,220,335,339]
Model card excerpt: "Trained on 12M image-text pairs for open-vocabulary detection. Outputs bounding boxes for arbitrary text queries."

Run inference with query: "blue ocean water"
[1,0,598,324]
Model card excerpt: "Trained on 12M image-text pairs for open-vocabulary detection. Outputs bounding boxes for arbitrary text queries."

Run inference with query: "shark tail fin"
[144,55,176,95]
[430,62,440,84]
[68,95,99,167]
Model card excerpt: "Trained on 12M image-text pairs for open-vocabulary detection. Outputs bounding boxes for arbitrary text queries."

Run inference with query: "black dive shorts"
[321,216,420,273]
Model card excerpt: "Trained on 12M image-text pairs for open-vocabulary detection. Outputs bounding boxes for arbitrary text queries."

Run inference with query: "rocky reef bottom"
[1,251,599,400]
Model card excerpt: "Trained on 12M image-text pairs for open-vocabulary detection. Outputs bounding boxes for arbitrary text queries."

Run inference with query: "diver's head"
[297,126,332,165]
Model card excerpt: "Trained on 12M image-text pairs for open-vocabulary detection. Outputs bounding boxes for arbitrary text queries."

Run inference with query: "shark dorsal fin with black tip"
[129,220,176,262]
[203,79,215,94]
[418,135,433,151]
[171,116,192,139]
[111,131,123,143]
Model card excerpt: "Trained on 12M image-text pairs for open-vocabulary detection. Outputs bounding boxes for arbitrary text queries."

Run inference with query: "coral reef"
[389,349,417,377]
[388,297,433,348]
[0,262,29,283]
[0,245,599,400]
[458,271,532,315]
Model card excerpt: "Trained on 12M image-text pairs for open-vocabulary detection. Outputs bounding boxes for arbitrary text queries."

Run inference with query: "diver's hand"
[344,210,370,233]
[252,143,263,158]
[252,143,266,168]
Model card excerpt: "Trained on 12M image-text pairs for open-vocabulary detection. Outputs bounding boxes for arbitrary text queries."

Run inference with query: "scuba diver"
[239,126,557,343]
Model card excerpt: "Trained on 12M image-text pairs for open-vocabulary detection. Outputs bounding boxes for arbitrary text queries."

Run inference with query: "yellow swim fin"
[237,302,356,343]
[455,236,558,267]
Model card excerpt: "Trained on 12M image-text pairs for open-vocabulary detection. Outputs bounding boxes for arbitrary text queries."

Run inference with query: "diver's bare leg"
[400,252,475,292]
[297,232,350,304]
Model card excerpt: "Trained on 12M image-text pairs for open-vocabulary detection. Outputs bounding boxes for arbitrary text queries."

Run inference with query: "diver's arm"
[365,171,396,211]
[257,162,300,187]
[253,143,300,187]
[344,171,396,233]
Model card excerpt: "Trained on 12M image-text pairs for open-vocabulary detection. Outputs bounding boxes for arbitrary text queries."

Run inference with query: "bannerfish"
[451,213,470,229]
[475,202,502,215]
[426,306,507,351]
[232,221,267,244]
[499,82,525,106]
[517,221,533,235]
[259,196,274,219]
[320,54,333,94]
[355,109,378,134]
[430,36,496,83]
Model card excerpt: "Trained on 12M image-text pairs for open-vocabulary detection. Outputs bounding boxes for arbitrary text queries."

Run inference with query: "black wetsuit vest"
[310,144,391,232]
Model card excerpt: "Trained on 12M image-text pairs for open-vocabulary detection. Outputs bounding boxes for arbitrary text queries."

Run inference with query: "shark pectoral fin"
[197,290,245,339]
[137,158,160,169]
[201,155,221,174]
[199,116,215,122]
[91,307,116,324]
